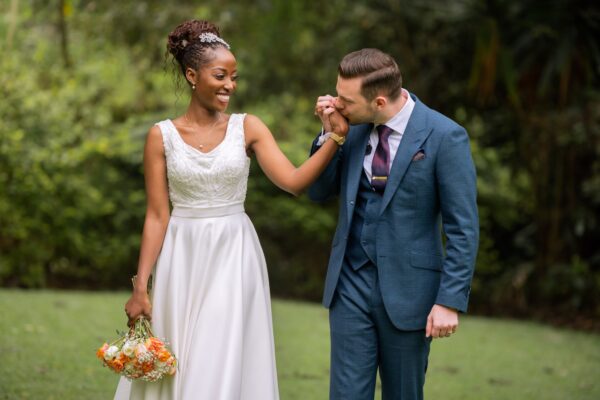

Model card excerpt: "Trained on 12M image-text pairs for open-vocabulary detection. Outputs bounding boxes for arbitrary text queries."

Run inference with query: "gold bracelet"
[328,132,346,146]
[131,275,152,292]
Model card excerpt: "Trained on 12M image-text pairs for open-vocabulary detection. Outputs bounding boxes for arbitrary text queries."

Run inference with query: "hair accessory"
[198,32,230,49]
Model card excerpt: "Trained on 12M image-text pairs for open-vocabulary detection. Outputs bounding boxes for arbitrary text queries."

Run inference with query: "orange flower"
[158,349,171,362]
[145,337,163,352]
[141,361,154,373]
[112,359,124,372]
[96,343,108,360]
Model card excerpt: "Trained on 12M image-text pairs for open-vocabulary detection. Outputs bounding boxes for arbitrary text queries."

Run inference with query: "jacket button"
[350,201,355,206]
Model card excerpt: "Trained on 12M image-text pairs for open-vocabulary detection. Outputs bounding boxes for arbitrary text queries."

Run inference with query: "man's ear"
[185,67,198,87]
[374,95,387,110]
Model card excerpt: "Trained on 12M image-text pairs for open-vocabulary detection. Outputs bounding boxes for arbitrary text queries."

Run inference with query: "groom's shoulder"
[417,99,466,135]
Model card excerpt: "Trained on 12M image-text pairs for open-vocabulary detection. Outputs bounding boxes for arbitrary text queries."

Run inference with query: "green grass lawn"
[1,290,599,400]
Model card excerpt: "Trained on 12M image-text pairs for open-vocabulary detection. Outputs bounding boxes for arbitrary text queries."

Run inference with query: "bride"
[114,19,347,400]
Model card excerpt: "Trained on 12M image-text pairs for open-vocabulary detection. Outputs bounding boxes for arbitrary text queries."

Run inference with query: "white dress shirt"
[364,89,415,181]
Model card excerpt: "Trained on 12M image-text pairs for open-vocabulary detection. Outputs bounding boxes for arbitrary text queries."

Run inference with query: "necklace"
[183,112,222,150]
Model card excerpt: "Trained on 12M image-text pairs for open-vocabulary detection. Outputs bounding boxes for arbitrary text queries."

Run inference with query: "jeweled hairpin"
[198,32,230,49]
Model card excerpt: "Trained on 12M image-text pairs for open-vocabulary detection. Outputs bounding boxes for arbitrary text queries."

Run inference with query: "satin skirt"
[114,204,279,400]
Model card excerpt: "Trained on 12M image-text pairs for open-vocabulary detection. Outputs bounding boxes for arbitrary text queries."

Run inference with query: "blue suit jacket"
[309,94,479,330]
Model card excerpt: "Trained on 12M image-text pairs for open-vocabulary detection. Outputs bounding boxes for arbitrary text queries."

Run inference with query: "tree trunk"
[6,0,19,50]
[58,0,72,69]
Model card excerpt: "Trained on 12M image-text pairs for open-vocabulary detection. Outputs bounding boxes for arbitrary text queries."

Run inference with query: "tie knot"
[376,124,394,140]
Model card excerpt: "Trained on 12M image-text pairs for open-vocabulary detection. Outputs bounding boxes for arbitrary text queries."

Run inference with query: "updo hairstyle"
[166,20,229,83]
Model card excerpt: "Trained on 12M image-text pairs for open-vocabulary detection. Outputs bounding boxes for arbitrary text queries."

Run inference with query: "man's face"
[335,76,375,124]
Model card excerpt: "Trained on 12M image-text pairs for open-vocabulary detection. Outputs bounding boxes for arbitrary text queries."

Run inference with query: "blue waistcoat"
[345,171,382,270]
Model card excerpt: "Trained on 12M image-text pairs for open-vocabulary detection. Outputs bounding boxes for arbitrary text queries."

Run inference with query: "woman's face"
[192,47,238,112]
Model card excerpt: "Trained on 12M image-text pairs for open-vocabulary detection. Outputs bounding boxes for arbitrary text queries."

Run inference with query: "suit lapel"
[345,124,372,222]
[379,99,431,214]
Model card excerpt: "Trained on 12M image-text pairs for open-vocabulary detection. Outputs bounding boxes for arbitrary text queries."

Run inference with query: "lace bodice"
[156,114,250,209]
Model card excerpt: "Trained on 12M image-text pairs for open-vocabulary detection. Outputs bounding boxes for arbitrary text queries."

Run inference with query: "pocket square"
[412,150,426,161]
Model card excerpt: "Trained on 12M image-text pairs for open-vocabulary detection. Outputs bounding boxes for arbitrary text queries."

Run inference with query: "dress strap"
[228,113,247,144]
[155,120,175,156]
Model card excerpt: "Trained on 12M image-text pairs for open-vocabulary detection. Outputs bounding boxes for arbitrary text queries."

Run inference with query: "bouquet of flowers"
[97,317,177,382]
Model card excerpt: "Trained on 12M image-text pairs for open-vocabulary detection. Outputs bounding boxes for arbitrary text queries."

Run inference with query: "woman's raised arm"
[245,112,347,196]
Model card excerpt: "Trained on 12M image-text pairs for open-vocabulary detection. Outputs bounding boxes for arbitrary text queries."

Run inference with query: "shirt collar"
[376,89,415,134]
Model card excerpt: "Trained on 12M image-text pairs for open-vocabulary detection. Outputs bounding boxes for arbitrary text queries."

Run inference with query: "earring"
[192,83,196,90]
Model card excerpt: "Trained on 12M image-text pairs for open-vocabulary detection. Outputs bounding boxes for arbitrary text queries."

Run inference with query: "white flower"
[122,341,135,357]
[104,345,119,360]
[135,343,152,362]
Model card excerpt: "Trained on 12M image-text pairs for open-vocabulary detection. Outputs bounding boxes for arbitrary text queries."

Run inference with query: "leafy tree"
[1,0,599,326]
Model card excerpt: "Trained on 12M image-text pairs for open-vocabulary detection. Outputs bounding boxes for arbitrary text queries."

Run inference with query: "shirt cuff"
[316,127,331,146]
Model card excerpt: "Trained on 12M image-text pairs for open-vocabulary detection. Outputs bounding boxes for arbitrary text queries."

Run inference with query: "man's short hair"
[338,48,402,101]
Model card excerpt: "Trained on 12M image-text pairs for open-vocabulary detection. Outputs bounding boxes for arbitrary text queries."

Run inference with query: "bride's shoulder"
[147,119,175,148]
[147,123,164,139]
[151,119,175,134]
[242,113,268,132]
[239,114,270,144]
[142,124,168,155]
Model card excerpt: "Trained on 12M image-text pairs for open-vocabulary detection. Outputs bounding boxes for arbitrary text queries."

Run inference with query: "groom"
[309,48,479,400]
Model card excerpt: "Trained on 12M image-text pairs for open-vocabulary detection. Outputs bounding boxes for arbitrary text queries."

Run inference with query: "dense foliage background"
[1,0,599,328]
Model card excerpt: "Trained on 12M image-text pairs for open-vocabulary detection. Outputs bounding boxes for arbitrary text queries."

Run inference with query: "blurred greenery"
[1,289,599,399]
[0,0,599,327]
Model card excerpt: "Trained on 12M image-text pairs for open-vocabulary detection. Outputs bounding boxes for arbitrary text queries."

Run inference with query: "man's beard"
[347,114,372,125]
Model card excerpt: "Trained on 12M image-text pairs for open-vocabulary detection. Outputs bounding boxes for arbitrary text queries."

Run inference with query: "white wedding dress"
[114,114,279,400]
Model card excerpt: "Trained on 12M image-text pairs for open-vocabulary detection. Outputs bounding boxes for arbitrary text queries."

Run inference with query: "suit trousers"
[329,260,431,400]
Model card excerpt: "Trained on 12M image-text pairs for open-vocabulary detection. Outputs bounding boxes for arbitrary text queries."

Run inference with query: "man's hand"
[314,95,337,132]
[425,304,458,339]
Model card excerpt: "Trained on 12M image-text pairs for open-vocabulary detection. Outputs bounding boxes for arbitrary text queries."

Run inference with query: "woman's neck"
[184,102,221,125]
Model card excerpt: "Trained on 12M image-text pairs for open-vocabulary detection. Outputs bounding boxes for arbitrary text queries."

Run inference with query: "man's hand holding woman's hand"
[315,95,349,138]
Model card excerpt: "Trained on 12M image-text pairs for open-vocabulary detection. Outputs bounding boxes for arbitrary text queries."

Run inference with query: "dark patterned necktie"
[371,124,394,193]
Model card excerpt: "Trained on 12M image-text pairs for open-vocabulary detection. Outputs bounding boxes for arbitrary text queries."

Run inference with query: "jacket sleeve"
[434,127,479,313]
[307,134,344,203]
